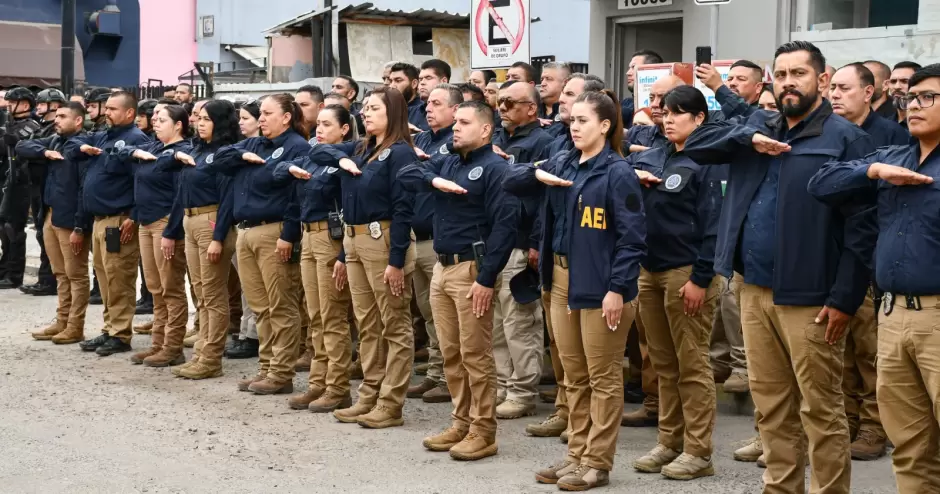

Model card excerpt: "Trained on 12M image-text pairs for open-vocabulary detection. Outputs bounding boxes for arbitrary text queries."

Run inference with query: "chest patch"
[439,144,449,155]
[206,153,214,164]
[115,140,126,150]
[327,167,339,174]
[468,166,484,181]
[507,155,516,165]
[271,147,284,160]
[379,149,391,161]
[664,173,682,190]
[308,138,318,146]
[162,149,174,156]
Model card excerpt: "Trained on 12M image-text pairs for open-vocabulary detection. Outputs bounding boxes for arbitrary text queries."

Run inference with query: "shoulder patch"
[439,144,449,155]
[554,114,562,122]
[664,173,682,190]
[206,153,214,164]
[271,147,284,159]
[379,148,391,161]
[115,140,126,150]
[468,166,484,181]
[507,155,516,165]
[309,138,318,146]
[327,167,339,174]
[162,149,174,156]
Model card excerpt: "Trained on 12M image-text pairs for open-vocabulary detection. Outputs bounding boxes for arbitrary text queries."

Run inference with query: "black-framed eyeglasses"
[497,97,532,110]
[898,92,937,110]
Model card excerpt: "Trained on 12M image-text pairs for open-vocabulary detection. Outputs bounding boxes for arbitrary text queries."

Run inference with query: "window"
[803,0,918,31]
[412,26,433,56]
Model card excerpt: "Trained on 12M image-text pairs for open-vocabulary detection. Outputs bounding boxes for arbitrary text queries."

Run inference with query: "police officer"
[306,86,418,429]
[0,87,42,290]
[399,99,520,461]
[526,73,605,440]
[133,98,159,318]
[537,62,571,131]
[386,62,429,132]
[83,86,112,305]
[18,88,67,296]
[504,89,646,491]
[17,101,91,344]
[489,80,553,420]
[207,94,306,395]
[682,41,874,493]
[70,91,150,357]
[807,63,940,493]
[625,75,683,155]
[405,84,461,405]
[629,87,724,480]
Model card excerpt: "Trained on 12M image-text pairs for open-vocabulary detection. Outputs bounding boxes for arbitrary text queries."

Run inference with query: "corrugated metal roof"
[264,2,469,35]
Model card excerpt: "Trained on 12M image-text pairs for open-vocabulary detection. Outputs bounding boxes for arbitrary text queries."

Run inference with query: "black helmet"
[138,99,158,118]
[85,87,112,103]
[4,87,36,107]
[37,88,67,104]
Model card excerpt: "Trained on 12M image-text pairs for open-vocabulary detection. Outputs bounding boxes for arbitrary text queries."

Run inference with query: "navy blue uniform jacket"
[398,144,520,288]
[115,139,192,229]
[683,101,875,314]
[162,142,236,242]
[207,130,306,243]
[503,146,647,309]
[808,145,940,296]
[68,124,151,218]
[15,132,90,230]
[632,145,724,287]
[412,126,454,236]
[307,140,417,269]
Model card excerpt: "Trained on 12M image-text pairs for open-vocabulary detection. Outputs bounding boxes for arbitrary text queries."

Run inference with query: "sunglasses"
[498,97,533,110]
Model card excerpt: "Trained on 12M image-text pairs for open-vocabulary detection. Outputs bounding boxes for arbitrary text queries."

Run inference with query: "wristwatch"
[73,227,84,235]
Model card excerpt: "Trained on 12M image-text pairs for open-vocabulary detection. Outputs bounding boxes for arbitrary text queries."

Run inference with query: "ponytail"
[266,93,311,141]
[574,89,624,157]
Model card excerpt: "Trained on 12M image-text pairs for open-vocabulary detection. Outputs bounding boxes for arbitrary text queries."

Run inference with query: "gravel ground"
[0,235,898,493]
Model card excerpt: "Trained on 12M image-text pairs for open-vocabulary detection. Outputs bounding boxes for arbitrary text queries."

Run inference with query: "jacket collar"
[765,99,832,140]
[860,108,880,132]
[460,143,495,164]
[507,120,541,140]
[429,124,454,143]
[566,143,613,173]
[262,129,295,148]
[106,123,136,137]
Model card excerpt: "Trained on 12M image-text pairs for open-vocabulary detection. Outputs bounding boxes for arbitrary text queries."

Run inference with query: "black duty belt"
[237,219,278,230]
[554,254,569,269]
[414,230,434,242]
[882,293,940,316]
[94,211,131,222]
[437,253,475,267]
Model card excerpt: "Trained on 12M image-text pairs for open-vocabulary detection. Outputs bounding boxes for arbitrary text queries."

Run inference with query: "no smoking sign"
[470,0,531,69]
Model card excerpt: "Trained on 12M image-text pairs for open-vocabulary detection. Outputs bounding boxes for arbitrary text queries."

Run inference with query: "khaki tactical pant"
[634,307,659,413]
[236,222,302,383]
[139,217,188,353]
[184,211,236,364]
[300,226,352,396]
[343,225,416,411]
[493,248,544,403]
[542,290,568,419]
[842,294,882,439]
[43,213,90,333]
[877,295,940,494]
[639,267,719,457]
[710,272,747,378]
[741,283,850,494]
[552,265,634,471]
[93,215,139,342]
[431,261,498,438]
[413,239,444,382]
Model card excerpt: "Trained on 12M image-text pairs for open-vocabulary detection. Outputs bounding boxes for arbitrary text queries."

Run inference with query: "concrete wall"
[140,0,196,84]
[196,0,311,63]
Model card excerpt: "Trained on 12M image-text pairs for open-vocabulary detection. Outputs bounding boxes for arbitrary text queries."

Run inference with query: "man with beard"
[622,50,663,129]
[888,61,922,127]
[864,60,895,120]
[696,59,765,120]
[682,40,875,493]
[387,62,429,132]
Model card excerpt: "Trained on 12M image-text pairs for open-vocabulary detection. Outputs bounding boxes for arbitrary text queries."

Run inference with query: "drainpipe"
[61,0,76,96]
[323,0,333,77]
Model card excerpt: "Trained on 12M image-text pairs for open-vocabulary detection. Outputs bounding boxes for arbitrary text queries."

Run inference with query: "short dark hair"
[431,83,463,106]
[730,59,764,80]
[62,101,86,116]
[477,70,497,83]
[908,63,940,89]
[894,61,923,72]
[162,105,191,137]
[510,62,536,83]
[839,63,875,88]
[774,40,826,75]
[176,83,193,91]
[565,73,606,93]
[324,91,348,102]
[420,59,452,80]
[390,62,419,82]
[156,98,179,106]
[458,83,485,102]
[662,86,709,123]
[632,49,663,65]
[500,80,517,90]
[335,75,359,100]
[297,85,324,103]
[864,60,891,80]
[108,90,138,112]
[457,100,495,135]
[202,99,240,146]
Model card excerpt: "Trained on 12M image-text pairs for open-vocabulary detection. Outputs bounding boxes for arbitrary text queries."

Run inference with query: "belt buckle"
[883,292,894,316]
[368,221,382,239]
[906,294,922,311]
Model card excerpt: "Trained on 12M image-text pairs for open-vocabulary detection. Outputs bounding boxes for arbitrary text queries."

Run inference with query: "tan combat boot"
[131,345,162,365]
[333,401,373,423]
[661,453,715,480]
[172,357,200,377]
[31,322,65,341]
[722,372,750,393]
[421,382,451,404]
[422,426,468,452]
[407,378,437,399]
[851,429,887,461]
[621,407,658,427]
[287,387,325,410]
[449,432,497,461]
[309,391,352,413]
[178,361,223,380]
[133,320,153,335]
[634,444,681,473]
[539,387,558,404]
[357,404,404,429]
[294,349,313,372]
[557,465,609,491]
[51,326,84,345]
[496,399,536,419]
[248,378,294,395]
[237,373,265,392]
[182,328,199,348]
[143,348,186,367]
[535,459,578,484]
[414,362,430,375]
[733,435,763,462]
[526,412,568,437]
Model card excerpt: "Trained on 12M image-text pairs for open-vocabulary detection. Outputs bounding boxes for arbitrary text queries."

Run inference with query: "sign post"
[470,0,531,69]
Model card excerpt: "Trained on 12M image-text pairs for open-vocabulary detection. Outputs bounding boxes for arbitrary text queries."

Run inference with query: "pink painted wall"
[139,0,197,85]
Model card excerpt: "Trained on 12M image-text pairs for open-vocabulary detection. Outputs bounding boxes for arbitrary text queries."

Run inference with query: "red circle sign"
[474,0,526,57]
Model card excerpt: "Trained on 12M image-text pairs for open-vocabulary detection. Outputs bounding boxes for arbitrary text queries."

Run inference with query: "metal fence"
[531,56,589,81]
